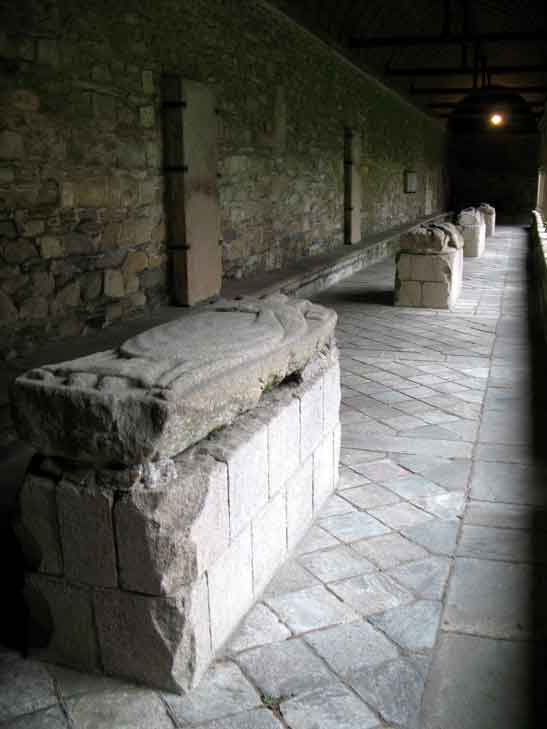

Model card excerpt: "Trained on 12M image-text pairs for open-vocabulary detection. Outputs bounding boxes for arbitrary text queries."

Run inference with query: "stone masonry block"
[409,253,451,283]
[286,457,314,550]
[15,473,62,575]
[323,354,341,434]
[395,280,422,307]
[57,480,117,588]
[461,225,486,258]
[396,253,412,280]
[458,207,486,258]
[94,577,211,693]
[208,526,253,653]
[313,433,335,514]
[251,489,287,597]
[479,203,496,237]
[396,248,462,309]
[114,451,229,595]
[334,423,341,486]
[422,282,451,309]
[255,388,300,497]
[300,376,324,463]
[203,419,268,539]
[25,574,99,671]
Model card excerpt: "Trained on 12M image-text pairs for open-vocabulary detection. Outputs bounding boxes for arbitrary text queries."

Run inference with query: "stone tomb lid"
[399,223,463,254]
[11,295,337,466]
[458,207,482,226]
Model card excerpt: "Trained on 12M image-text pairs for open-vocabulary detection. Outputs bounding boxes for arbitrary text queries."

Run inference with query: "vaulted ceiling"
[271,0,547,126]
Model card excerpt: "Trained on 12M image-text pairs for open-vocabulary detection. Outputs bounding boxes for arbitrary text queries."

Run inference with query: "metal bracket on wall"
[162,100,187,109]
[164,165,189,173]
[167,243,191,251]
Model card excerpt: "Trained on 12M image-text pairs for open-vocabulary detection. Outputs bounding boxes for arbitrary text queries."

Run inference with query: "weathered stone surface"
[265,584,359,633]
[400,223,461,254]
[251,489,288,596]
[14,352,340,693]
[11,296,337,465]
[395,248,463,310]
[300,375,324,461]
[432,221,464,249]
[57,480,117,588]
[203,418,268,538]
[25,574,99,671]
[235,639,334,697]
[66,689,174,729]
[350,656,429,729]
[281,684,380,729]
[396,279,422,307]
[286,457,314,549]
[458,207,486,257]
[0,652,57,723]
[304,621,398,676]
[208,527,254,652]
[0,289,18,322]
[260,390,300,496]
[114,450,229,595]
[313,433,335,514]
[94,578,211,693]
[369,600,442,651]
[162,662,260,725]
[227,603,291,654]
[479,203,496,237]
[15,474,63,575]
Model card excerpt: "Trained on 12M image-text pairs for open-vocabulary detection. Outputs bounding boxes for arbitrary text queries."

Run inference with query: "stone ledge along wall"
[0,0,448,358]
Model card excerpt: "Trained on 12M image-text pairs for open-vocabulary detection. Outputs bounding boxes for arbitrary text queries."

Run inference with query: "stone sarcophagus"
[458,207,486,257]
[479,203,496,238]
[395,222,464,309]
[11,296,341,693]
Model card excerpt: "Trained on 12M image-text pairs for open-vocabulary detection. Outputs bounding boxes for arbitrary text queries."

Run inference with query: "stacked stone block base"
[15,351,341,694]
[394,222,464,310]
[395,249,463,309]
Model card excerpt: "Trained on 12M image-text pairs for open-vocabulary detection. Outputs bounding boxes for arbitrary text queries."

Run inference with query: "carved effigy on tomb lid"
[11,295,337,465]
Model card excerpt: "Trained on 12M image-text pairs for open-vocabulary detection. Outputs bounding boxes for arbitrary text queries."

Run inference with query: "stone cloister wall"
[0,0,447,358]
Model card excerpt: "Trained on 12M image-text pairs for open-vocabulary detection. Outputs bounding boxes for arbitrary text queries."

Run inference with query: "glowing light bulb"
[490,113,504,126]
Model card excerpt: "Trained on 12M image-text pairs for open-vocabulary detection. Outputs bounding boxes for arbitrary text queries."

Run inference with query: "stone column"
[458,207,486,257]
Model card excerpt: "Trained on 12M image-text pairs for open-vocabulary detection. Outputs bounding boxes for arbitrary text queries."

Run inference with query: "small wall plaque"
[404,170,417,194]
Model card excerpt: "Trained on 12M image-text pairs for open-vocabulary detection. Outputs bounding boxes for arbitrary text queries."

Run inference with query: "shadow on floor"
[315,287,395,307]
[0,443,33,654]
[526,234,547,724]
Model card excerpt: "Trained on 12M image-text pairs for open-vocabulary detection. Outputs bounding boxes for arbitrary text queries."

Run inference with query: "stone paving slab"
[443,557,537,639]
[421,634,531,729]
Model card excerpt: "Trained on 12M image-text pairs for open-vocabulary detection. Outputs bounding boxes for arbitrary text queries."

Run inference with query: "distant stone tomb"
[479,203,496,237]
[395,222,464,309]
[458,207,486,257]
[11,296,341,693]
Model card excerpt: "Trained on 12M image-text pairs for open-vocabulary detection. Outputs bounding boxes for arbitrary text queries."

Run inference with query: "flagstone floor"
[2,226,546,728]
